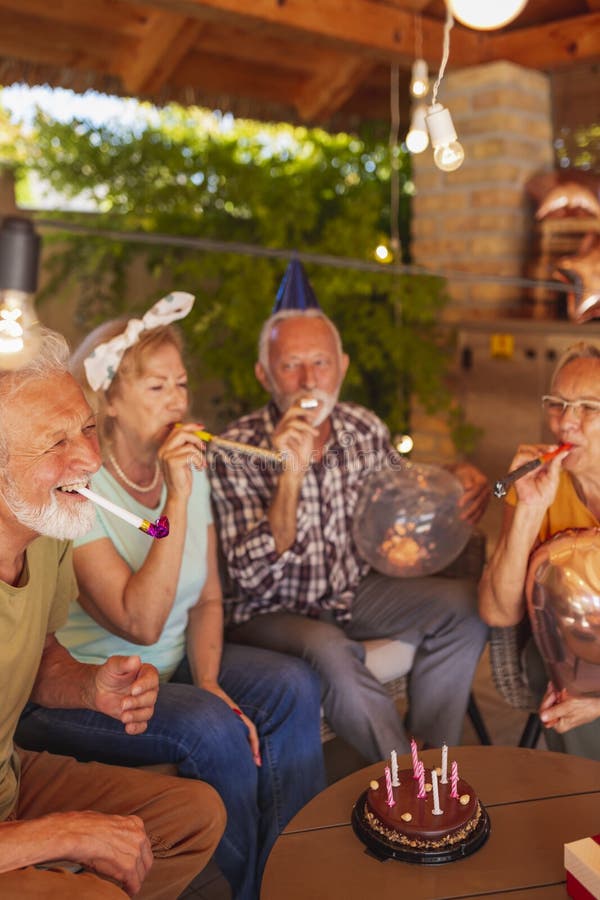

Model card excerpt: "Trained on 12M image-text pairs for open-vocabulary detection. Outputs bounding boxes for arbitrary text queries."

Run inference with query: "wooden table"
[261,746,600,899]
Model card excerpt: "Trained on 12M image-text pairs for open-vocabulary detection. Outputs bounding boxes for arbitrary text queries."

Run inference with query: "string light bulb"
[410,59,429,98]
[0,217,41,369]
[426,102,465,172]
[447,0,528,30]
[406,104,429,154]
[395,434,414,455]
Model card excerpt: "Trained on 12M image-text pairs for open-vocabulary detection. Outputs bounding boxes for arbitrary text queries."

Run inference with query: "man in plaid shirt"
[209,308,490,762]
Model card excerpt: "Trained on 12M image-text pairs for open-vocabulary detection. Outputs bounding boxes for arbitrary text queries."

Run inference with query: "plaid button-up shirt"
[209,401,399,625]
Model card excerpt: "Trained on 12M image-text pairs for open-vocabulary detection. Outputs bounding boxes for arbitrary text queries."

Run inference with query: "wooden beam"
[0,9,129,71]
[295,57,377,121]
[0,0,147,36]
[484,11,600,68]
[139,21,206,94]
[133,0,484,67]
[179,21,337,73]
[171,49,306,103]
[118,9,205,94]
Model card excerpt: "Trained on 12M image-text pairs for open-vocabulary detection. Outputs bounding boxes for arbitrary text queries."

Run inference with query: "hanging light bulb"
[410,59,429,98]
[394,434,414,455]
[406,104,429,154]
[0,217,41,369]
[448,0,528,30]
[426,102,465,172]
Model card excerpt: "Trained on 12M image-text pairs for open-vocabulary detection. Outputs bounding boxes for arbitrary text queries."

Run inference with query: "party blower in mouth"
[493,442,573,499]
[76,486,170,539]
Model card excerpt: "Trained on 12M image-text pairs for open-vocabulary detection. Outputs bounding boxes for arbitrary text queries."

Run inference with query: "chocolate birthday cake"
[352,761,490,864]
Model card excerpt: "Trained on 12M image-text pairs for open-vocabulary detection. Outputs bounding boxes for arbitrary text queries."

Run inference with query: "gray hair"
[550,341,600,389]
[257,309,344,374]
[0,328,70,466]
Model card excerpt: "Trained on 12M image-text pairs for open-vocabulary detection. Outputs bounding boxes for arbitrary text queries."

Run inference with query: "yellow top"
[508,470,599,542]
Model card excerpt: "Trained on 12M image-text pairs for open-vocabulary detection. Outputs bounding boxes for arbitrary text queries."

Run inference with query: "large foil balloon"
[352,463,472,578]
[555,233,600,323]
[535,182,600,220]
[526,528,600,697]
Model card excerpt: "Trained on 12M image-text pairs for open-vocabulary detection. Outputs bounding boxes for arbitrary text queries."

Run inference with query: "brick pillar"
[411,61,554,320]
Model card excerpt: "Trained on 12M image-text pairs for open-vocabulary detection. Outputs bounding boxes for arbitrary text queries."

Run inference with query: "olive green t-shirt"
[0,537,75,820]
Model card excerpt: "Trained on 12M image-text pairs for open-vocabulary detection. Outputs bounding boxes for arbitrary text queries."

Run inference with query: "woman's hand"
[157,423,207,498]
[200,680,262,766]
[511,443,568,508]
[539,681,600,733]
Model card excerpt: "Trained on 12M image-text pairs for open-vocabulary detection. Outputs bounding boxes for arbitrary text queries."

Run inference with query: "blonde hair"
[70,319,184,451]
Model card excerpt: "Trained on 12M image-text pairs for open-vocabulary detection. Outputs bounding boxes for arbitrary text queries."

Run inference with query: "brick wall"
[411,61,554,323]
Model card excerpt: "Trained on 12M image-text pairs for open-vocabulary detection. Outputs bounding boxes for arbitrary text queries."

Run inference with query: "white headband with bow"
[84,292,195,392]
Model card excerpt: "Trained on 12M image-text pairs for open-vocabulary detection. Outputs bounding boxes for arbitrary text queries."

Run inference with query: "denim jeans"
[16,643,326,900]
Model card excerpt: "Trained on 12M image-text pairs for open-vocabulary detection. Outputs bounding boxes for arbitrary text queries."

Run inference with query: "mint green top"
[57,466,211,681]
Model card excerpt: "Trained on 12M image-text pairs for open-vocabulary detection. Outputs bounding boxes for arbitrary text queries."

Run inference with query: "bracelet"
[232,707,243,717]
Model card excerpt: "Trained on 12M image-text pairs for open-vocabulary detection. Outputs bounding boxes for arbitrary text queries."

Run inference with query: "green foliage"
[13,103,467,444]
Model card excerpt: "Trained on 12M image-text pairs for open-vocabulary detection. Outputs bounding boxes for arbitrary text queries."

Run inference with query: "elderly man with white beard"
[210,307,491,763]
[0,328,224,899]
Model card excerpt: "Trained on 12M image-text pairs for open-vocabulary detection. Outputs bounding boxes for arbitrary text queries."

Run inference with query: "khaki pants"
[0,748,226,899]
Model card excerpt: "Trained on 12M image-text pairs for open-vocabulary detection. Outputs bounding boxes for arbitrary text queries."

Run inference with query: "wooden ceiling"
[1,0,599,128]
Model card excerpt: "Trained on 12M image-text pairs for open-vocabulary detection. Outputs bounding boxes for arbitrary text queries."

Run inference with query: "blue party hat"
[272,259,321,313]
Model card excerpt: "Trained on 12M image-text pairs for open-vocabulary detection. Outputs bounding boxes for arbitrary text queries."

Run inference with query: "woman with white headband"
[16,293,326,900]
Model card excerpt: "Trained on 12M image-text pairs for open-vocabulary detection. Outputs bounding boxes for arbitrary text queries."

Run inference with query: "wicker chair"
[488,617,542,748]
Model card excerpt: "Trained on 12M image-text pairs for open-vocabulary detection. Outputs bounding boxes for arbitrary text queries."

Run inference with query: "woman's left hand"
[201,680,262,766]
[539,682,600,733]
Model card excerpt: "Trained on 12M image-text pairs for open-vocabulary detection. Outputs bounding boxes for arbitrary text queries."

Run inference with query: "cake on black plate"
[352,754,490,864]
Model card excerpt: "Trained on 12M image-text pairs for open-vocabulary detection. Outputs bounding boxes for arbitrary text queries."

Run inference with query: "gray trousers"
[227,571,488,763]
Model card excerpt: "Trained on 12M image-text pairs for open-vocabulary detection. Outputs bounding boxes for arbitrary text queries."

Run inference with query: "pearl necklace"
[107,450,161,493]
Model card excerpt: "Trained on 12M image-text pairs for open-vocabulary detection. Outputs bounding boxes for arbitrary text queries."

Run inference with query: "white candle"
[441,743,448,784]
[390,750,400,787]
[431,769,443,816]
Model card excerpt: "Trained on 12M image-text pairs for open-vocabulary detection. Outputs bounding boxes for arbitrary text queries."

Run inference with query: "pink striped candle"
[417,761,426,799]
[450,760,459,799]
[410,737,419,779]
[385,765,396,808]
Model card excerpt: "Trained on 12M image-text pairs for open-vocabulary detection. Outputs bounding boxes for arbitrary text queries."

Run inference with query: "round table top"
[262,745,600,900]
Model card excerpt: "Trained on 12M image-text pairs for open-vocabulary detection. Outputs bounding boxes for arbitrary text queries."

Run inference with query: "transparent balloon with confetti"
[352,463,472,578]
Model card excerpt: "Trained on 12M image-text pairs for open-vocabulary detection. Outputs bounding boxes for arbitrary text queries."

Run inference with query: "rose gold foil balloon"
[535,182,600,220]
[555,233,600,324]
[352,463,471,578]
[526,528,600,696]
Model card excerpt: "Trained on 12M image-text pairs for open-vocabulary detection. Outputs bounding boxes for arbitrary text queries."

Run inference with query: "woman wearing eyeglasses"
[479,340,600,759]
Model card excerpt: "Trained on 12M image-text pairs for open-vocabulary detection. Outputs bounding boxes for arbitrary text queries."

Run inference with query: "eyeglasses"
[542,395,600,418]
